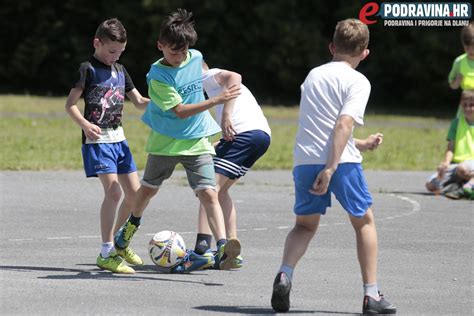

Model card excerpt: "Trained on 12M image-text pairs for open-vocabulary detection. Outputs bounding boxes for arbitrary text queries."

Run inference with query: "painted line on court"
[7,194,420,242]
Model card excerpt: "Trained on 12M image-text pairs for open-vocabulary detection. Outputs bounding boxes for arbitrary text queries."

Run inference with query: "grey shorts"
[141,154,216,192]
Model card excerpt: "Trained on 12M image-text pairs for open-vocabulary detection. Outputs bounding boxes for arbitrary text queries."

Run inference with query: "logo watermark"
[359,2,472,26]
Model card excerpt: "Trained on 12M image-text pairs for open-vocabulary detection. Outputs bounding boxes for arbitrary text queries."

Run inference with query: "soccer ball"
[148,230,186,268]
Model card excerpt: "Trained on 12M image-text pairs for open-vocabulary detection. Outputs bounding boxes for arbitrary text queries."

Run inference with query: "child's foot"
[215,238,241,270]
[362,293,397,314]
[114,221,139,249]
[462,181,474,199]
[96,251,135,274]
[232,255,244,269]
[170,250,215,274]
[271,272,291,312]
[116,246,143,265]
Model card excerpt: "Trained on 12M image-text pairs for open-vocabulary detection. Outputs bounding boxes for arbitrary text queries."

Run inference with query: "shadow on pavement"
[194,305,360,315]
[0,265,223,286]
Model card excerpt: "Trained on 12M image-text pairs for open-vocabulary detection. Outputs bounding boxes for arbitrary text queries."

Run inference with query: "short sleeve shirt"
[74,57,134,143]
[294,62,371,166]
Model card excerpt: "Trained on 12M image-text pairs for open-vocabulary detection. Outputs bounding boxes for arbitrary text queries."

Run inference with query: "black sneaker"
[362,293,397,314]
[271,272,291,313]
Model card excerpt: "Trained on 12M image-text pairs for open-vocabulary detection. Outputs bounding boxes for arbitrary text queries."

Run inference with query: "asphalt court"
[0,170,472,315]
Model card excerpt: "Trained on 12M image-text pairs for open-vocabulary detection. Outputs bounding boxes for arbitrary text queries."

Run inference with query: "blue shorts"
[214,130,271,179]
[293,163,372,218]
[82,141,137,178]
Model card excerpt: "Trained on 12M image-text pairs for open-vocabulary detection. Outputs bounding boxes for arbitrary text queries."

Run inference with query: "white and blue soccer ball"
[148,230,186,268]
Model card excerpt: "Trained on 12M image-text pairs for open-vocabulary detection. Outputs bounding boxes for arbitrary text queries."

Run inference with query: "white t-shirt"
[202,68,271,136]
[294,61,371,166]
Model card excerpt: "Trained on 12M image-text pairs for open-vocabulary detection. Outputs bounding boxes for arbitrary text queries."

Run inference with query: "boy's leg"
[349,208,378,286]
[96,173,134,274]
[115,154,175,249]
[115,185,158,250]
[114,171,140,233]
[217,174,239,239]
[272,214,320,313]
[113,171,143,265]
[98,173,122,245]
[282,214,320,267]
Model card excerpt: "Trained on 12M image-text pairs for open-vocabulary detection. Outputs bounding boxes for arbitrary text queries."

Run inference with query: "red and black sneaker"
[362,292,397,314]
[271,272,291,313]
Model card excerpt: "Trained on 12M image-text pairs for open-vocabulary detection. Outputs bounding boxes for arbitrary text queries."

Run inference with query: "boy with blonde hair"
[271,19,396,314]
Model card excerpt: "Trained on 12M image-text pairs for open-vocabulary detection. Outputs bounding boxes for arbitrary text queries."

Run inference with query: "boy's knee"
[426,181,437,192]
[105,188,122,203]
[456,165,469,179]
[197,188,218,205]
[138,185,158,200]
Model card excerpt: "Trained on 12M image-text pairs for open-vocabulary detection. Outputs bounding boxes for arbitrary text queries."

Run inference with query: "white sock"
[363,283,379,299]
[279,264,294,281]
[101,242,114,258]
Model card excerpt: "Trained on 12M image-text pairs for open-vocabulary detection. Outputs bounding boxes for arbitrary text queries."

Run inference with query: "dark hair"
[95,18,127,43]
[159,9,197,49]
[333,18,369,57]
[461,22,474,46]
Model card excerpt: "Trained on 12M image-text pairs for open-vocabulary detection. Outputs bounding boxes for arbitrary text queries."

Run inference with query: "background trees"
[0,0,465,115]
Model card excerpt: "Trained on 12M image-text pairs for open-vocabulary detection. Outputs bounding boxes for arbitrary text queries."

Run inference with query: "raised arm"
[172,84,240,119]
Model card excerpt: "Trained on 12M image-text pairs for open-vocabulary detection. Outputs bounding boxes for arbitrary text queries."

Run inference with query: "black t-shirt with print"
[73,57,135,143]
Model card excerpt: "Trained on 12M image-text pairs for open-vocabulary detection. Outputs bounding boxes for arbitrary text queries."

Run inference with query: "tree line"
[1,0,467,116]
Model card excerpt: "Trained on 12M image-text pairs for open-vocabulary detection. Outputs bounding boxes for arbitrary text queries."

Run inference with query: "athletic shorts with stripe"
[214,130,271,180]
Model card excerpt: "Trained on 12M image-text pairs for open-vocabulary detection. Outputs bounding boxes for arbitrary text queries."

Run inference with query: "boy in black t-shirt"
[65,18,149,274]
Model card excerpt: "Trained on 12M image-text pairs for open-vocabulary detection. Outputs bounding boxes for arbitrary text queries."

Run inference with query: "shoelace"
[123,224,137,241]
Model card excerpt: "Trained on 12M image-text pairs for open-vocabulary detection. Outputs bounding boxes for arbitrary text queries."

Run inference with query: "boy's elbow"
[172,105,189,119]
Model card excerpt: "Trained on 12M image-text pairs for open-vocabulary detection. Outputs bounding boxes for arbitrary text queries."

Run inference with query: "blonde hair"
[333,18,369,57]
[461,90,474,101]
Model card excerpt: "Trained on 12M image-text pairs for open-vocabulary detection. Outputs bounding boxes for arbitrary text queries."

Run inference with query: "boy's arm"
[172,84,240,119]
[310,115,354,195]
[65,87,101,140]
[355,133,383,152]
[448,58,462,90]
[437,140,454,179]
[126,88,150,110]
[214,70,242,140]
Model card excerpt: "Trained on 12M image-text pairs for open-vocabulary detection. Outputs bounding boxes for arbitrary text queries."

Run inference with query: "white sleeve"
[339,78,371,126]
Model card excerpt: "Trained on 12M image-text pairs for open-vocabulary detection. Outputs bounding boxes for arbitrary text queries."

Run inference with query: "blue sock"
[279,264,294,281]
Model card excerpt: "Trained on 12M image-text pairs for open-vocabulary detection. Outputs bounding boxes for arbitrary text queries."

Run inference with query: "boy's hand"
[437,162,449,179]
[83,123,101,140]
[221,113,236,141]
[214,84,240,104]
[366,133,383,151]
[310,168,335,195]
[356,133,383,151]
[450,74,463,89]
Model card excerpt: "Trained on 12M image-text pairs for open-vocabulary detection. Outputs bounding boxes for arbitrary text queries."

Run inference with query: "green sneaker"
[232,255,244,269]
[115,221,139,249]
[96,251,135,274]
[216,238,241,270]
[116,246,143,266]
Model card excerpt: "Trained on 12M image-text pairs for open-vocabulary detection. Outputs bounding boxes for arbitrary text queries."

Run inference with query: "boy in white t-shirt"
[271,19,396,315]
[192,62,271,269]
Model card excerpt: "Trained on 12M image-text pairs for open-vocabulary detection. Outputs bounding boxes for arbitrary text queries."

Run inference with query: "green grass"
[0,95,449,171]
